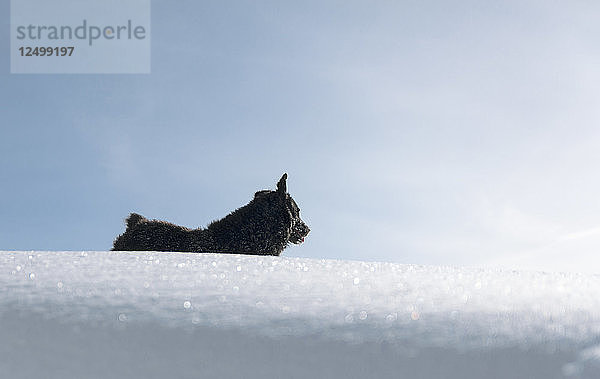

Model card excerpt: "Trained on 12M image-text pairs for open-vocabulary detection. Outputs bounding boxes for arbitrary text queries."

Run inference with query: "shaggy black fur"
[112,174,310,256]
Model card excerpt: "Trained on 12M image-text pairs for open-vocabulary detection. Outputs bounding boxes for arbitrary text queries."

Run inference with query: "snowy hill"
[1,251,600,378]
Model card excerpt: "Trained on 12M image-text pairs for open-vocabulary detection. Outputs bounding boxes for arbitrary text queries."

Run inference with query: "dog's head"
[254,173,310,245]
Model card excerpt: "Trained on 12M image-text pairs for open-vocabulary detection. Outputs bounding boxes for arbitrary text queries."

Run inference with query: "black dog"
[112,174,309,256]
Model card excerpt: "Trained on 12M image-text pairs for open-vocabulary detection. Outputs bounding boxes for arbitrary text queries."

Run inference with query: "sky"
[2,0,600,273]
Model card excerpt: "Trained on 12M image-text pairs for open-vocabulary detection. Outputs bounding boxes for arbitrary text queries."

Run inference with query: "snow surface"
[1,251,600,378]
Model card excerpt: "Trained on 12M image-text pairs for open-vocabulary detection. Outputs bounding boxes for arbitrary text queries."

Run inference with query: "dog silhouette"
[112,173,309,256]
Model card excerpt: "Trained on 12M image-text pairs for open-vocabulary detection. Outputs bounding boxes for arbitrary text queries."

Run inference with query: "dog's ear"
[277,173,288,194]
[255,190,269,198]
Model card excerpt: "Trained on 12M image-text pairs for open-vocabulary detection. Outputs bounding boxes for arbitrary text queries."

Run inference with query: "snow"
[1,251,600,378]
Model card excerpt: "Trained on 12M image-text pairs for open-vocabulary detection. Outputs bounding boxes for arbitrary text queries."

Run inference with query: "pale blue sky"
[3,0,600,273]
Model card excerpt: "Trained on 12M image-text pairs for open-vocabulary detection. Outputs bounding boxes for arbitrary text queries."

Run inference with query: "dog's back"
[113,213,209,252]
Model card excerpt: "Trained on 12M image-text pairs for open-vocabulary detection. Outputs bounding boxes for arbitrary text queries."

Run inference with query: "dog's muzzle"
[291,223,310,244]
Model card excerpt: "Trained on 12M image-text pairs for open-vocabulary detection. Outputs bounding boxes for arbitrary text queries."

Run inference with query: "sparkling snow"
[1,251,600,378]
